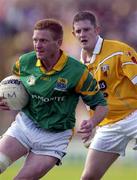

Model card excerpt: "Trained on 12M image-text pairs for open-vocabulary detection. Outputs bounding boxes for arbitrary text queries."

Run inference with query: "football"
[0,75,29,110]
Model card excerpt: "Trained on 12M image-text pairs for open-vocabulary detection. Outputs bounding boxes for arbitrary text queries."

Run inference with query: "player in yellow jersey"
[73,10,137,180]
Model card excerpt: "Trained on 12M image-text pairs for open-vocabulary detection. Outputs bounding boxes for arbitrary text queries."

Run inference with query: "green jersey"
[13,51,106,131]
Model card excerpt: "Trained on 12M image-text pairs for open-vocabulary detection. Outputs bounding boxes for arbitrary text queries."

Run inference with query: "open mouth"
[81,39,88,44]
[36,51,44,55]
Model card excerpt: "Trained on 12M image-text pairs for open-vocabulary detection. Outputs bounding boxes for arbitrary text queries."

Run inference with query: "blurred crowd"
[1,0,137,76]
[0,0,137,132]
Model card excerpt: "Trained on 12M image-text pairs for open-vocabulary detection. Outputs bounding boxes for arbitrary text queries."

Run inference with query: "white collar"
[93,35,103,54]
[80,36,103,64]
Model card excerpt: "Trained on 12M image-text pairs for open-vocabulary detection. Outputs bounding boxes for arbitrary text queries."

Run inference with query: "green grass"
[102,165,137,180]
[1,162,137,180]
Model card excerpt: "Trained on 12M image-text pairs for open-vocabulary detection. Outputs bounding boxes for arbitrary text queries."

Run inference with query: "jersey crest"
[101,64,109,77]
[54,77,68,92]
[27,75,36,86]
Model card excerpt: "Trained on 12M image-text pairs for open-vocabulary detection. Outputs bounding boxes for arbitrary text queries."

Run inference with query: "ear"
[57,39,63,47]
[94,26,101,35]
[72,31,75,37]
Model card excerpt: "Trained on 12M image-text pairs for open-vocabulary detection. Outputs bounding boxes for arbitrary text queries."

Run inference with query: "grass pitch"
[1,139,137,179]
[1,162,137,180]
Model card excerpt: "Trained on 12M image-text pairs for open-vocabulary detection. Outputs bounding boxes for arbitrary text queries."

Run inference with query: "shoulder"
[67,56,86,69]
[65,56,88,79]
[103,39,134,51]
[19,51,37,61]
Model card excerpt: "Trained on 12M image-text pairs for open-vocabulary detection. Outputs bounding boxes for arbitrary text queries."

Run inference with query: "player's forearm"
[90,105,108,128]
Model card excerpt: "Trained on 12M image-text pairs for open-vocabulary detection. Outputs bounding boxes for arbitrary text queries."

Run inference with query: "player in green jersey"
[0,18,108,179]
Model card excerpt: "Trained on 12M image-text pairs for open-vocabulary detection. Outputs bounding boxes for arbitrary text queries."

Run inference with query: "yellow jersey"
[81,36,137,126]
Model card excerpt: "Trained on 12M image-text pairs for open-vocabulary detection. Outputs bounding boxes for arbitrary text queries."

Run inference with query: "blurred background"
[0,0,137,179]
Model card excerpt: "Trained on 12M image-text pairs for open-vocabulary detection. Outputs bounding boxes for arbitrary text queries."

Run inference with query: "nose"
[35,40,42,48]
[36,40,41,45]
[80,30,86,37]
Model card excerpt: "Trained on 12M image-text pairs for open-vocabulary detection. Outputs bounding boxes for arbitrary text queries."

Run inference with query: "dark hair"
[73,11,98,28]
[34,19,63,40]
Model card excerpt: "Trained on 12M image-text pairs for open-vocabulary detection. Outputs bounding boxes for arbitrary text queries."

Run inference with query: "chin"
[37,55,43,60]
[81,44,88,50]
[82,47,89,52]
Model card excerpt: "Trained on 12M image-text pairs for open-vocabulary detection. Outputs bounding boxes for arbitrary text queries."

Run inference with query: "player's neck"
[41,50,61,71]
[84,49,93,59]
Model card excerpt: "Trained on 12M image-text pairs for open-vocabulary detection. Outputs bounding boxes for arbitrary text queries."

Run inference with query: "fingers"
[78,120,94,143]
[80,132,91,143]
[78,120,93,133]
[0,98,10,110]
[0,97,7,101]
[0,106,10,110]
[77,128,91,134]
